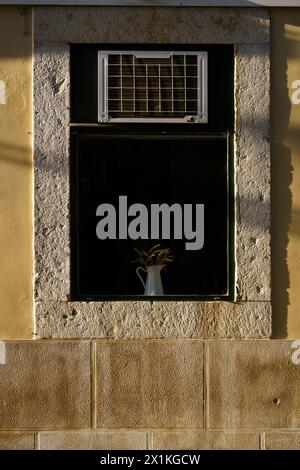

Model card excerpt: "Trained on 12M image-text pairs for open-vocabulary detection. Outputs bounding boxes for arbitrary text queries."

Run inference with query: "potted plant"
[132,244,174,295]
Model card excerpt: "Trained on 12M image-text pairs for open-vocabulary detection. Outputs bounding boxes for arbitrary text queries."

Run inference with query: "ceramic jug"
[136,264,165,295]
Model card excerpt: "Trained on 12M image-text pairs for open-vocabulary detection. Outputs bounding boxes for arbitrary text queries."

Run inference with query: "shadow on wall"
[0,7,32,58]
[271,10,300,338]
[0,141,32,168]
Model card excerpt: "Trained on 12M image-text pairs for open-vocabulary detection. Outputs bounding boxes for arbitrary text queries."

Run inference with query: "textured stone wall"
[0,339,299,450]
[33,6,271,339]
[0,6,299,451]
[21,6,287,451]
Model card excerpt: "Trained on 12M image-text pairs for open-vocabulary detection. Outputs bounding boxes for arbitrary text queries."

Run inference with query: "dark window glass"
[71,132,230,299]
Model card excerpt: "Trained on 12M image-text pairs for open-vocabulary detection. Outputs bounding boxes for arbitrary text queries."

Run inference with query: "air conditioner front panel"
[98,51,208,124]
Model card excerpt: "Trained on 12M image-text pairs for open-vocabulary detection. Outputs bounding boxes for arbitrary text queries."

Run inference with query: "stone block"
[0,432,35,450]
[152,431,259,450]
[96,340,203,428]
[0,341,91,429]
[36,301,271,339]
[265,432,300,450]
[40,431,147,450]
[208,340,300,428]
[34,7,269,44]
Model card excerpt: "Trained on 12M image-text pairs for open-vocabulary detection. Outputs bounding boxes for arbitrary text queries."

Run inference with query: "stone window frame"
[34,6,271,339]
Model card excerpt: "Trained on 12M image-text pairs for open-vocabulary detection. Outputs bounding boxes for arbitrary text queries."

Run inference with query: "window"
[70,44,234,300]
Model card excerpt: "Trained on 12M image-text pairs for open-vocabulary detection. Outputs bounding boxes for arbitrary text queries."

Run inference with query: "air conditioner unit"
[98,50,208,124]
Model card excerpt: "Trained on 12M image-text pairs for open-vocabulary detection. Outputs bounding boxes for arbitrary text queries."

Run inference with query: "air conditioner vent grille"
[98,51,207,123]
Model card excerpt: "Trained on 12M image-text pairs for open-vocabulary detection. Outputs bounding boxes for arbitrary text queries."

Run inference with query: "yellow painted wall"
[0,7,33,338]
[271,8,300,338]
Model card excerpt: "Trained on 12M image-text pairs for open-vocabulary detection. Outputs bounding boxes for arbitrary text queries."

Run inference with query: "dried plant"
[132,244,174,267]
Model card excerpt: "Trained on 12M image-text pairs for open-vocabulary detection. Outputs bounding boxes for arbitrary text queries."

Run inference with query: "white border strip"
[0,341,6,365]
[0,80,6,105]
